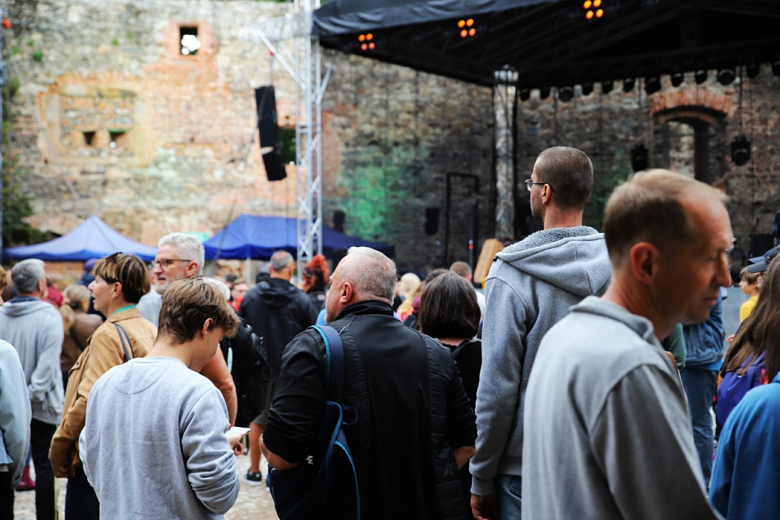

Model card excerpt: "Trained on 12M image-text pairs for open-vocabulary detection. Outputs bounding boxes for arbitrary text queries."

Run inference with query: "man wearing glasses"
[471,147,611,520]
[138,233,238,427]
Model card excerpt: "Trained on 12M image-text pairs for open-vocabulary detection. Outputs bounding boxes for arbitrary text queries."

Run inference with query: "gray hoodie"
[0,298,64,425]
[522,297,721,520]
[471,227,611,495]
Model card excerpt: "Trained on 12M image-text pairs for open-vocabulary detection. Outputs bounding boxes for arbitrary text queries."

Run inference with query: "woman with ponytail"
[59,284,102,389]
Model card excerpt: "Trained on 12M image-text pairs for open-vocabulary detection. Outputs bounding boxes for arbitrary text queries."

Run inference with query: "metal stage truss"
[243,1,334,273]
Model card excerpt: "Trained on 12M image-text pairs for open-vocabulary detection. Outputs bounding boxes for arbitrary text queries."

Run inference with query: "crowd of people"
[1,145,777,520]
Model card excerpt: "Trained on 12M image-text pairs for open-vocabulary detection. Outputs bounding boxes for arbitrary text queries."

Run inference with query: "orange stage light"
[583,1,592,8]
[460,29,468,38]
[469,28,476,36]
[594,0,602,6]
[596,9,604,17]
[458,19,465,28]
[358,34,365,42]
[361,43,367,50]
[367,33,373,40]
[466,18,474,27]
[586,10,594,19]
[369,42,375,49]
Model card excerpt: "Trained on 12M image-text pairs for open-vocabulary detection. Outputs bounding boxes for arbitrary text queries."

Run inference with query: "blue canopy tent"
[3,215,157,263]
[204,214,395,260]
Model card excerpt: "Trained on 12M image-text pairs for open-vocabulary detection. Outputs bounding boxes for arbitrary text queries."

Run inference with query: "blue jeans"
[680,367,718,488]
[497,474,522,519]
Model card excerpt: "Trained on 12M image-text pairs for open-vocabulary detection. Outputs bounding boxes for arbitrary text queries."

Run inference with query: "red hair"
[302,254,329,291]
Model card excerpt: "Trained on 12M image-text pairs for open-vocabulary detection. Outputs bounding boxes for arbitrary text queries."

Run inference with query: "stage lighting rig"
[623,78,635,92]
[671,72,684,87]
[631,143,649,172]
[357,33,376,51]
[581,83,594,96]
[582,0,605,20]
[746,64,760,79]
[695,69,708,84]
[601,80,613,94]
[519,89,531,101]
[717,68,736,86]
[645,76,661,95]
[457,18,478,38]
[539,87,551,100]
[731,135,751,166]
[559,86,574,102]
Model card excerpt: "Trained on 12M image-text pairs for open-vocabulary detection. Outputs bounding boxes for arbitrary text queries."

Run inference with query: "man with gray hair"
[137,232,205,326]
[261,247,477,518]
[239,249,318,485]
[138,232,238,427]
[0,259,64,520]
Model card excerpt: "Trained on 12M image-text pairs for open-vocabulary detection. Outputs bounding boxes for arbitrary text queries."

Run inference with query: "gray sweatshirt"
[471,227,611,495]
[0,340,32,485]
[0,298,64,425]
[80,357,240,519]
[522,297,721,520]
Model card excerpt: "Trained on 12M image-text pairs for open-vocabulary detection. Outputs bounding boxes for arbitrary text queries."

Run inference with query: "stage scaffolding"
[243,1,334,273]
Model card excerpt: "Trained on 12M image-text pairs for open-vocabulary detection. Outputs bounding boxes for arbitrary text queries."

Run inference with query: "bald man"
[261,247,477,519]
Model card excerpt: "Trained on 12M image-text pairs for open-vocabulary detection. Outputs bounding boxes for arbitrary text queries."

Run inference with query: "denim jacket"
[683,296,725,366]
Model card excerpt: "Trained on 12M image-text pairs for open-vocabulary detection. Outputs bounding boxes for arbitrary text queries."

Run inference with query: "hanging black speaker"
[425,208,440,235]
[255,86,287,181]
[333,210,346,232]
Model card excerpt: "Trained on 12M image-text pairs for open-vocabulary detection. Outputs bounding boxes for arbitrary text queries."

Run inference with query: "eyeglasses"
[151,258,191,269]
[525,179,556,193]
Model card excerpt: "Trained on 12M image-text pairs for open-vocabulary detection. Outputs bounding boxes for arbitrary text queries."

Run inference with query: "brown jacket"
[60,310,103,373]
[49,307,156,475]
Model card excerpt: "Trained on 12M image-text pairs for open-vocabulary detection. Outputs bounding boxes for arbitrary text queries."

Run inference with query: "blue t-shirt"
[710,372,780,520]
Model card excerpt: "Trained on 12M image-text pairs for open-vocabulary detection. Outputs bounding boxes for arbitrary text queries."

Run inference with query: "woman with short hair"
[418,271,482,502]
[48,253,157,520]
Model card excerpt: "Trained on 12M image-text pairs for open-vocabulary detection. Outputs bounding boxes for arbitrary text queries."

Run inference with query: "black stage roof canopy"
[313,0,780,89]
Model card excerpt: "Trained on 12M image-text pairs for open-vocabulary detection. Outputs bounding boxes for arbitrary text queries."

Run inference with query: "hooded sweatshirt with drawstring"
[0,297,65,425]
[238,278,318,377]
[470,226,612,497]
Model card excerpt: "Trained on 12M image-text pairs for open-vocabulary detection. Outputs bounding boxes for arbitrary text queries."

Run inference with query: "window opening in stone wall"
[180,27,201,56]
[279,127,296,165]
[661,119,711,183]
[109,130,127,149]
[83,131,96,147]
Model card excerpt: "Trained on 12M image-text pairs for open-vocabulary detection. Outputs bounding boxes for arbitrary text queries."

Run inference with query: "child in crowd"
[738,267,760,322]
[79,278,243,519]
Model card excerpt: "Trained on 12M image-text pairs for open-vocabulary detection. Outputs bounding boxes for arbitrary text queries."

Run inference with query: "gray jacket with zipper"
[470,227,611,496]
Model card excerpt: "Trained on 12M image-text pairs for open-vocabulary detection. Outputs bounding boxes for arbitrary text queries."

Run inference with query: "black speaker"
[425,208,440,236]
[255,86,287,181]
[333,211,345,233]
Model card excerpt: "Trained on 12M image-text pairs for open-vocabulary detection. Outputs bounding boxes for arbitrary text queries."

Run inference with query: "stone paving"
[13,453,279,519]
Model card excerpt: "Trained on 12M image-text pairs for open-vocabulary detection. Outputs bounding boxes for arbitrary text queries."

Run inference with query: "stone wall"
[7,0,780,272]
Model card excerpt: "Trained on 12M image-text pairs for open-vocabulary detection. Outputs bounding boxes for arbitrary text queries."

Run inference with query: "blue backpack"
[268,325,360,520]
[716,352,767,434]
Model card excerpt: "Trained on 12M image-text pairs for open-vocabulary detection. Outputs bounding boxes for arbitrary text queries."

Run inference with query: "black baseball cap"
[747,245,780,274]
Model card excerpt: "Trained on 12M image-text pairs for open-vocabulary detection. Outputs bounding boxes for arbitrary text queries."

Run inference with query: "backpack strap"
[114,323,135,362]
[311,325,345,404]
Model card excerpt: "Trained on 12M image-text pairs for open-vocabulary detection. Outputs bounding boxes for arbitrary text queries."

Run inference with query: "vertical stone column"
[494,67,517,240]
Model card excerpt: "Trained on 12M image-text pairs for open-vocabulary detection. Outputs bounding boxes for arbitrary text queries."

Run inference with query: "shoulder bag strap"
[114,323,135,362]
[311,325,345,404]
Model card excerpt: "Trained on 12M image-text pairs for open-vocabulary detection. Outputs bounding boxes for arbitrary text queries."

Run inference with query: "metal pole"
[0,12,5,256]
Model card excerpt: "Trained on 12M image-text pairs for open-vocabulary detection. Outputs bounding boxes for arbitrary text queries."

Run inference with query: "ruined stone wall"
[8,0,780,272]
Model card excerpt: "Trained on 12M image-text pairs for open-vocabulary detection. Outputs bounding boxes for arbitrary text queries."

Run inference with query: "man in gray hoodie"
[470,147,611,519]
[522,170,728,519]
[0,259,64,520]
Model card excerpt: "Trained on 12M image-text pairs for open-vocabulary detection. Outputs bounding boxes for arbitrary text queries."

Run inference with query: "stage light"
[645,76,661,95]
[601,80,613,94]
[695,69,708,84]
[747,64,760,79]
[717,68,736,86]
[582,83,594,96]
[367,33,373,41]
[519,89,531,101]
[772,61,780,76]
[586,10,594,19]
[369,42,375,50]
[594,0,602,6]
[731,135,751,166]
[358,34,365,42]
[623,78,635,92]
[596,9,604,17]
[539,86,551,99]
[583,0,592,8]
[671,72,684,87]
[361,43,367,51]
[559,86,574,102]
[457,19,478,38]
[631,143,649,172]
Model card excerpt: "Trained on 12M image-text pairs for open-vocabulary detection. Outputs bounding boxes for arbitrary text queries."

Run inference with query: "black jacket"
[238,278,318,376]
[264,300,476,520]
